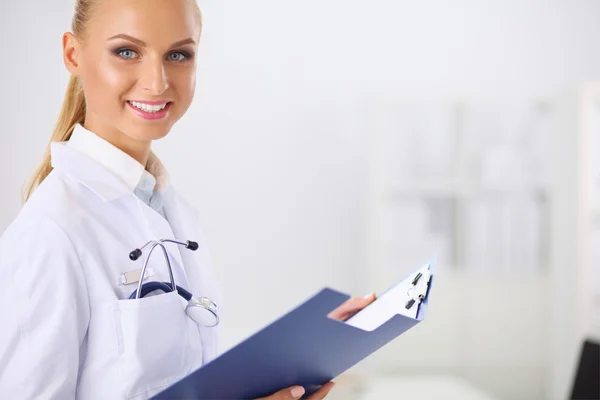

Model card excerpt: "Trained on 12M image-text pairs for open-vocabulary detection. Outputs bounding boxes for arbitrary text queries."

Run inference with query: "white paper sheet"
[344,264,432,331]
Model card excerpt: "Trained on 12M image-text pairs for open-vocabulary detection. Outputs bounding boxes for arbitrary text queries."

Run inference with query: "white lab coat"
[0,141,221,399]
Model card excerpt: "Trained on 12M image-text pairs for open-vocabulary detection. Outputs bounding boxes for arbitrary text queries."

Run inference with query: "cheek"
[172,67,196,105]
[82,59,132,111]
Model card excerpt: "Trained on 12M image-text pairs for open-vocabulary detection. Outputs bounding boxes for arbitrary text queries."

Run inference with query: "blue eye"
[117,49,138,59]
[168,52,187,62]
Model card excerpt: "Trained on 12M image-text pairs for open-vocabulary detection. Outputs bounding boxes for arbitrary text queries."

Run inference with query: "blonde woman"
[0,0,375,399]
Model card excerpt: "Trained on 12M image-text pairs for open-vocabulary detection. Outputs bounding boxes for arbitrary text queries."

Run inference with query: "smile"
[126,100,173,120]
[127,100,169,113]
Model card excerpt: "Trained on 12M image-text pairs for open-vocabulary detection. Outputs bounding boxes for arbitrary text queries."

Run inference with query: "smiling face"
[64,0,202,145]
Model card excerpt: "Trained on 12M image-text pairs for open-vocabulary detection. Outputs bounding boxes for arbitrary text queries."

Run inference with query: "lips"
[126,100,173,120]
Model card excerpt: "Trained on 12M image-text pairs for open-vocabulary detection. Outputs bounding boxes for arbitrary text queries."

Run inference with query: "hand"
[255,382,335,400]
[327,292,377,321]
[254,293,376,400]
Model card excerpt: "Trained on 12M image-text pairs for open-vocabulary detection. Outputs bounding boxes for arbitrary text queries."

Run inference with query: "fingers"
[255,385,305,400]
[327,292,376,321]
[306,382,336,399]
[329,293,376,321]
[254,382,337,400]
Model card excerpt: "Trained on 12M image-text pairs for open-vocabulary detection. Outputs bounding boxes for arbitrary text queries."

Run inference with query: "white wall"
[1,1,600,399]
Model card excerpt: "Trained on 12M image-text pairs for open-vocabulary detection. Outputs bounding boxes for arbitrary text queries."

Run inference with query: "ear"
[62,32,82,76]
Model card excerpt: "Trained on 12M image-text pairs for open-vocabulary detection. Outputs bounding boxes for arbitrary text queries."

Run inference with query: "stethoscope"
[128,238,219,328]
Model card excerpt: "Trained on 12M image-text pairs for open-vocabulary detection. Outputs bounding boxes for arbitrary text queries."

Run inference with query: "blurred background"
[1,0,599,399]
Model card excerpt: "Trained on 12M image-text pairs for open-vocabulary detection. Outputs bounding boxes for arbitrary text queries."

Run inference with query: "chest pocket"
[115,291,203,399]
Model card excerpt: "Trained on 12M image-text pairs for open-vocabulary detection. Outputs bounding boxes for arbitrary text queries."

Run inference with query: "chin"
[121,100,182,140]
[121,121,173,142]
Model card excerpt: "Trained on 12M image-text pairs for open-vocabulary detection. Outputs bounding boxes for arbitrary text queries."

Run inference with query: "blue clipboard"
[152,259,436,399]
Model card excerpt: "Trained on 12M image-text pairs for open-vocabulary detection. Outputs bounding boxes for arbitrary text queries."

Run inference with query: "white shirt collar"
[66,124,169,193]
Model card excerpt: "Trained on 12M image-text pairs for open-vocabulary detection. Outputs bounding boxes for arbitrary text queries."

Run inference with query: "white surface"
[573,83,600,397]
[580,84,600,338]
[339,375,499,400]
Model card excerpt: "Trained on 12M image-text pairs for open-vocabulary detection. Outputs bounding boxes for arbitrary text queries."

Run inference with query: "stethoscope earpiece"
[186,241,199,251]
[129,248,143,261]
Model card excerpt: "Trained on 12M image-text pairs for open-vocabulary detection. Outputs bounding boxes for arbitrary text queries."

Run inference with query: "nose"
[141,58,169,95]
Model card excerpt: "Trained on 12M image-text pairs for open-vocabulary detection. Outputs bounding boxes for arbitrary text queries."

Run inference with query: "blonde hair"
[22,0,95,203]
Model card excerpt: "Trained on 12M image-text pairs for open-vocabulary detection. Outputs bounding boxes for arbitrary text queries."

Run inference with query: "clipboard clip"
[405,268,432,310]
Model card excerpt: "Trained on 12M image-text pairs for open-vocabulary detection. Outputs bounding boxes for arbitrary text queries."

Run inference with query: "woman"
[0,0,374,399]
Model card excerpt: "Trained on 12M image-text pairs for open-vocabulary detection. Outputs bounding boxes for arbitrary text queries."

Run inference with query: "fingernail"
[363,292,375,300]
[291,386,305,398]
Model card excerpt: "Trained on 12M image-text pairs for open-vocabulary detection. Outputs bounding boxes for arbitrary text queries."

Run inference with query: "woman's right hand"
[255,382,335,400]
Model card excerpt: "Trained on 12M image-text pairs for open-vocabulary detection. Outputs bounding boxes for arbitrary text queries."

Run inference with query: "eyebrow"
[107,34,195,48]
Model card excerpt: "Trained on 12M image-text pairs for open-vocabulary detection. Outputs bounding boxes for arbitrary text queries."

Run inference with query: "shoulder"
[0,208,86,299]
[15,168,97,231]
[24,169,89,218]
[1,202,80,260]
[1,171,86,266]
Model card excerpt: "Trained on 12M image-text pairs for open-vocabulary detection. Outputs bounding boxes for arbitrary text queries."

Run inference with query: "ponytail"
[22,75,86,203]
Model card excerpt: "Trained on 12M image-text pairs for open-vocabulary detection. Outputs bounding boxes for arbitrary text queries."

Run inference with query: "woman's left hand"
[327,292,376,321]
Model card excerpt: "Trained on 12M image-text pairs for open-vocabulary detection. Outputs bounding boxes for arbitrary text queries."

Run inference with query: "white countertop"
[328,374,500,400]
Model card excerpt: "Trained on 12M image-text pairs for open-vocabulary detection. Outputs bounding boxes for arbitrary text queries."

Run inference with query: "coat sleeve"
[0,215,90,399]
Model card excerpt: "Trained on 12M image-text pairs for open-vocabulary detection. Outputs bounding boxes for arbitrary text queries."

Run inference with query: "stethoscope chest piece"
[186,297,219,327]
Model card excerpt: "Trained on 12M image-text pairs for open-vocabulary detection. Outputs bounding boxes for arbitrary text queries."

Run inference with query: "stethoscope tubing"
[133,241,175,299]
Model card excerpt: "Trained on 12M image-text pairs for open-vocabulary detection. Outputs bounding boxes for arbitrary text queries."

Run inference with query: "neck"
[82,117,151,167]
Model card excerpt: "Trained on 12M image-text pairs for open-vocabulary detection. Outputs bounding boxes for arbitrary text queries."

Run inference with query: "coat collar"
[51,124,170,201]
[67,123,148,192]
[50,138,169,203]
[51,138,200,229]
[50,135,199,231]
[51,141,133,201]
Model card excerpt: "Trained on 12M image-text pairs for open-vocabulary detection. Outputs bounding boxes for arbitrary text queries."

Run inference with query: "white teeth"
[129,101,168,113]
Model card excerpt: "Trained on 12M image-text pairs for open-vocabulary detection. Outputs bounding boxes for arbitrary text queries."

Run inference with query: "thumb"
[256,385,305,400]
[287,386,306,399]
